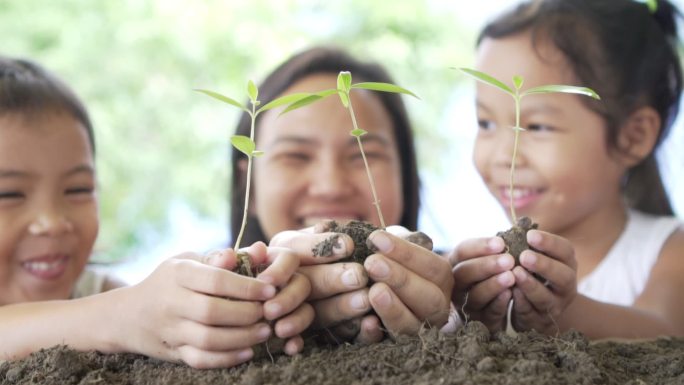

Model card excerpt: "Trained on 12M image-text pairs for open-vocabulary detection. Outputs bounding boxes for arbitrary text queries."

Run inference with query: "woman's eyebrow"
[64,164,95,177]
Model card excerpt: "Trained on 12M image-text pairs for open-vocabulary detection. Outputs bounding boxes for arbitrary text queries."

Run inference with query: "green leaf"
[522,85,600,100]
[338,71,352,93]
[352,82,419,98]
[231,135,256,157]
[646,0,657,13]
[350,128,367,137]
[252,150,264,157]
[459,68,514,96]
[195,89,249,113]
[513,75,524,90]
[247,80,258,103]
[338,90,350,108]
[258,92,313,113]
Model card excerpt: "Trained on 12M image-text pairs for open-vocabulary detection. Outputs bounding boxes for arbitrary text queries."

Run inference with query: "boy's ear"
[617,106,660,167]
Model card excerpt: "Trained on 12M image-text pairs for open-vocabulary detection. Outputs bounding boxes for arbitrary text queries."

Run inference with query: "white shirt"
[578,209,681,306]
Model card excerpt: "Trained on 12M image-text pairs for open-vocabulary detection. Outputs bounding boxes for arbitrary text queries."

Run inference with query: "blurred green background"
[0,0,480,262]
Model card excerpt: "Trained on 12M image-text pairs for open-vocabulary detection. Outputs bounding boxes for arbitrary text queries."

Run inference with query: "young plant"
[283,71,417,230]
[196,82,310,253]
[460,68,600,224]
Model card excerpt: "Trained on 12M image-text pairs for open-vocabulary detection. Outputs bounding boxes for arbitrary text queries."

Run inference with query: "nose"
[28,204,74,236]
[492,126,526,168]
[307,156,352,199]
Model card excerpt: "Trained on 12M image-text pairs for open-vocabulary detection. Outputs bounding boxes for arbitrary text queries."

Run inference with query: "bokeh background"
[1,0,682,282]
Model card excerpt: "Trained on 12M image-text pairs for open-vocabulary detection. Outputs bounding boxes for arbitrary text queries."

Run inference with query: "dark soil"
[4,321,683,385]
[312,220,379,263]
[497,216,538,265]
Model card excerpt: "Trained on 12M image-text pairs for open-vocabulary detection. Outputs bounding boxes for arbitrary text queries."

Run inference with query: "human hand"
[117,243,311,369]
[510,230,577,335]
[449,236,516,332]
[365,229,454,336]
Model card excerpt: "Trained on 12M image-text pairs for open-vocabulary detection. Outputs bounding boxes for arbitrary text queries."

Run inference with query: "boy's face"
[472,32,626,235]
[0,112,98,305]
[251,74,404,239]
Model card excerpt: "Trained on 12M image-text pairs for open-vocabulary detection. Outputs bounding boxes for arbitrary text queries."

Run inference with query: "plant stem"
[509,95,521,224]
[347,95,386,229]
[234,102,257,250]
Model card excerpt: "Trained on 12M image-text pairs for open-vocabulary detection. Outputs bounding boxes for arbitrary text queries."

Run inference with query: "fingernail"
[527,230,542,245]
[520,252,536,267]
[497,272,513,286]
[368,259,390,279]
[341,268,360,287]
[497,255,511,269]
[372,290,392,309]
[513,268,527,282]
[262,285,276,299]
[257,325,272,340]
[238,348,254,361]
[333,236,348,257]
[265,302,282,318]
[350,292,368,310]
[488,237,503,252]
[369,231,394,253]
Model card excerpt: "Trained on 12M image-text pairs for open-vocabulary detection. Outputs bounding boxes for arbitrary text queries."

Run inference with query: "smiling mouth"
[21,254,69,280]
[499,186,543,209]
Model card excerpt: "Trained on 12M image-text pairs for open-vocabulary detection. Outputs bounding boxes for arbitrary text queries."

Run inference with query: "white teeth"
[503,188,536,200]
[23,259,64,273]
[303,217,356,227]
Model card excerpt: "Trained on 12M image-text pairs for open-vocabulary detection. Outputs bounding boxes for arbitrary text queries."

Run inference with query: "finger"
[180,321,271,352]
[479,290,512,332]
[299,263,368,300]
[257,249,299,287]
[458,271,515,311]
[512,266,556,314]
[201,249,238,270]
[274,303,315,339]
[452,253,516,293]
[178,291,264,326]
[311,288,371,328]
[237,241,269,266]
[519,250,576,295]
[368,283,421,335]
[329,318,362,341]
[176,345,254,369]
[368,230,452,292]
[270,230,353,263]
[527,230,577,270]
[447,237,506,267]
[355,315,384,344]
[264,273,311,320]
[365,254,449,326]
[171,259,276,300]
[283,335,305,356]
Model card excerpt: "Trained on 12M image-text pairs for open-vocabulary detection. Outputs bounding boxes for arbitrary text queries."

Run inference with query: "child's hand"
[449,236,516,332]
[117,243,311,369]
[510,230,577,334]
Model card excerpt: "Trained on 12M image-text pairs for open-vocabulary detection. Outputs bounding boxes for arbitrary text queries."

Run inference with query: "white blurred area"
[108,0,684,284]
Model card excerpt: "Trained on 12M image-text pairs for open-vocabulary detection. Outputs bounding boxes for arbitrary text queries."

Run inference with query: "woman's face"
[251,73,404,240]
[0,112,98,305]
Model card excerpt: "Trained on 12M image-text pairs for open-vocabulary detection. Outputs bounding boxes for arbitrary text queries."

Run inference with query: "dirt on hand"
[497,216,538,265]
[3,321,683,385]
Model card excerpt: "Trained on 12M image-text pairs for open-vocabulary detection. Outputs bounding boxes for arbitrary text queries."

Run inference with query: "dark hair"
[230,46,420,245]
[0,56,94,153]
[479,0,682,215]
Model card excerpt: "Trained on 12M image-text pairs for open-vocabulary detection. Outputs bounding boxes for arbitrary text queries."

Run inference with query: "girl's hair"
[479,0,682,215]
[0,56,94,153]
[230,46,420,245]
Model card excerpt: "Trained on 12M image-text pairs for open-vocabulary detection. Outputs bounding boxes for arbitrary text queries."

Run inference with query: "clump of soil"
[312,220,378,263]
[497,216,538,265]
[4,322,683,384]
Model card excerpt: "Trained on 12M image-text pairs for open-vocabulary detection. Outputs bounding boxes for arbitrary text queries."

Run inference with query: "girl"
[229,47,453,343]
[451,0,684,339]
[0,56,314,367]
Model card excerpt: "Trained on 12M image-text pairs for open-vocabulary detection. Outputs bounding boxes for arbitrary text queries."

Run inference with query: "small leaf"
[338,71,352,92]
[231,135,256,157]
[338,90,350,108]
[352,82,419,98]
[513,126,526,132]
[247,80,258,102]
[350,128,367,137]
[258,92,312,113]
[513,75,524,90]
[522,85,600,100]
[460,68,515,96]
[252,150,264,157]
[195,89,249,113]
[646,0,657,13]
[280,89,337,115]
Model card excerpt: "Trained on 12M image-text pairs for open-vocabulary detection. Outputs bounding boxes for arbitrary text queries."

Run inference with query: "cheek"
[372,159,404,225]
[472,137,490,178]
[251,161,299,236]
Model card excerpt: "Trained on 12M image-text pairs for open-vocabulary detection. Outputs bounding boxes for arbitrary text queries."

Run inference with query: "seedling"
[460,68,600,262]
[283,71,417,230]
[196,83,310,253]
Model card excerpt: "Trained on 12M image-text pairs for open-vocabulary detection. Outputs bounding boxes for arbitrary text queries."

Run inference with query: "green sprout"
[282,71,417,229]
[196,82,310,250]
[460,68,600,223]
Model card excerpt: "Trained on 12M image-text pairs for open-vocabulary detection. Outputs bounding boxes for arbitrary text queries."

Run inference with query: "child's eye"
[477,119,496,131]
[277,152,311,164]
[0,191,24,200]
[65,187,94,196]
[526,123,554,132]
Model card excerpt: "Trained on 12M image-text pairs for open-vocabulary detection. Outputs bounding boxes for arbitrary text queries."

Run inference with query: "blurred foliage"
[0,0,475,261]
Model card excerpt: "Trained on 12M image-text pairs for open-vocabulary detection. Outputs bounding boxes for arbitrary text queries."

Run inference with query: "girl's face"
[473,32,627,235]
[252,73,404,239]
[0,112,98,305]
